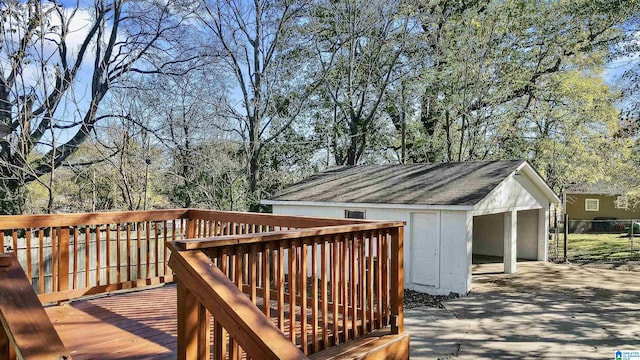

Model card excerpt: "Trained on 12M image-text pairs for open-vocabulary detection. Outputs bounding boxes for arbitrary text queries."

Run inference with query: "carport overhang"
[469,162,560,277]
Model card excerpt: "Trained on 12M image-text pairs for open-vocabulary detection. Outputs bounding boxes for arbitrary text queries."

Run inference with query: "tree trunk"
[346,114,359,165]
[248,148,260,211]
[420,91,439,162]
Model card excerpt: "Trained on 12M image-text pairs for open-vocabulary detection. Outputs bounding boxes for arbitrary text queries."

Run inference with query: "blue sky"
[604,56,639,86]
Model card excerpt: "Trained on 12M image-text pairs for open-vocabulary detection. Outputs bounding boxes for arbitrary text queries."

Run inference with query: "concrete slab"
[406,262,640,359]
[404,306,463,359]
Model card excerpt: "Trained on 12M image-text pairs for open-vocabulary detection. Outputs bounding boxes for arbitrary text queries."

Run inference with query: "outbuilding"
[262,160,560,296]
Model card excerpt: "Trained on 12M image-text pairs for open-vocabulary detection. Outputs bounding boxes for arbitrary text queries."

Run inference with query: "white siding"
[438,211,471,296]
[270,204,345,218]
[270,204,414,288]
[538,208,549,261]
[517,209,539,260]
[472,213,504,257]
[271,203,472,296]
[474,176,544,215]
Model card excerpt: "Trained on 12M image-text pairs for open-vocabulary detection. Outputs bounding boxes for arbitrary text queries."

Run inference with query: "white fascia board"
[516,162,561,204]
[471,204,543,216]
[260,199,474,211]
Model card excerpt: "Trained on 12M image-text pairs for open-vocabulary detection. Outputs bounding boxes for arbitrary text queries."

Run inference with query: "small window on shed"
[615,196,628,210]
[345,209,366,219]
[585,198,599,212]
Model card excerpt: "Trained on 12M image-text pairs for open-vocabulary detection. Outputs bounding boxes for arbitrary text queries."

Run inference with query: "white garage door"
[410,212,440,287]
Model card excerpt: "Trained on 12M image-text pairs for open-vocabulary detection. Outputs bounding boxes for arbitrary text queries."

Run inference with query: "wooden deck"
[45,285,178,360]
[44,284,355,359]
[45,283,348,359]
[0,209,406,359]
[44,283,397,360]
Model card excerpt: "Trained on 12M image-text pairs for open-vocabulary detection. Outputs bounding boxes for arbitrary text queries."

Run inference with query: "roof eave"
[260,199,475,211]
[564,190,622,196]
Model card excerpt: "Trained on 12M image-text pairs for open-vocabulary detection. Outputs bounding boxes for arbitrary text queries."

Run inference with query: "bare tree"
[197,0,318,208]
[120,67,246,210]
[0,0,200,213]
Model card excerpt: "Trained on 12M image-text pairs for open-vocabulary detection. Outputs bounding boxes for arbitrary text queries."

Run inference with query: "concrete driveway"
[405,262,640,359]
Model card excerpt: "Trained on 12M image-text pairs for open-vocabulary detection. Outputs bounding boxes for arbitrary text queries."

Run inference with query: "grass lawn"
[549,232,640,262]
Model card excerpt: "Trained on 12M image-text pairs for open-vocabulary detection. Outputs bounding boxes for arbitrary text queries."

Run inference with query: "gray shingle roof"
[565,181,624,195]
[269,160,526,206]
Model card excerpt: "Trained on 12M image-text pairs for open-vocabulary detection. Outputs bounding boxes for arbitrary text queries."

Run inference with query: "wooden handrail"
[0,254,70,360]
[0,207,374,233]
[168,248,307,360]
[0,209,190,230]
[172,221,406,250]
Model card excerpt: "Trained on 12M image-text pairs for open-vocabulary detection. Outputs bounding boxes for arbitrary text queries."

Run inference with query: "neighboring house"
[564,182,640,232]
[262,160,560,296]
[565,182,639,220]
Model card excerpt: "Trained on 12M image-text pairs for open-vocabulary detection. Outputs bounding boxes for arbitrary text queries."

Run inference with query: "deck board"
[46,285,178,360]
[45,283,365,359]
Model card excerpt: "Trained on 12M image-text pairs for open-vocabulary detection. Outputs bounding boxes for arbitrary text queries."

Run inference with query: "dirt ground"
[405,262,640,359]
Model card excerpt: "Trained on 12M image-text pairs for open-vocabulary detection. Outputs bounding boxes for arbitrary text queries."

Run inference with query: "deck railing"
[0,209,364,303]
[169,216,405,359]
[0,209,406,359]
[0,209,366,304]
[0,209,191,303]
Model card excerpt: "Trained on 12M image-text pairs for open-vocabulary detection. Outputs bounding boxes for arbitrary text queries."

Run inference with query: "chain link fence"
[549,216,640,263]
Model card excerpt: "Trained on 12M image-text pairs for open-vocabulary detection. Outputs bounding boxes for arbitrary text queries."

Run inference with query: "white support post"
[538,207,549,261]
[504,210,517,274]
[465,212,473,294]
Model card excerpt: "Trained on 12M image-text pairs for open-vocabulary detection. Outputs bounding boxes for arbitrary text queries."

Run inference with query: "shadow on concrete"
[447,262,640,359]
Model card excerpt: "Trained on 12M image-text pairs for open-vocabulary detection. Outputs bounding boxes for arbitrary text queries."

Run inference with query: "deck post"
[177,280,210,360]
[0,256,10,360]
[390,226,404,334]
[0,324,12,360]
[186,218,196,239]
